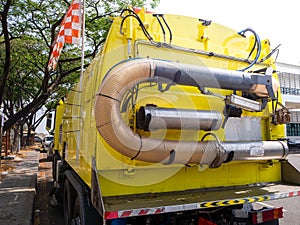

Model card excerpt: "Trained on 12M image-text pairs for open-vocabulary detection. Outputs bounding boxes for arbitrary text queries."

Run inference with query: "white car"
[41,135,54,153]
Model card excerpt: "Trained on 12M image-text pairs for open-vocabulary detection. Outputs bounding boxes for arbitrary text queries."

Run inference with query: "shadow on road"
[39,158,51,163]
[34,152,64,225]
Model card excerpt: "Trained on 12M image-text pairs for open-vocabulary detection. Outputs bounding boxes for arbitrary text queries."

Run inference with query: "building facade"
[276,62,300,140]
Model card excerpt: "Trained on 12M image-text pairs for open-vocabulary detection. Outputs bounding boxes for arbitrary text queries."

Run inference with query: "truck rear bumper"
[102,182,300,220]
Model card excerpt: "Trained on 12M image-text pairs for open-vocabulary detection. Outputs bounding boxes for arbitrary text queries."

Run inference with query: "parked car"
[34,136,42,143]
[32,135,43,151]
[47,140,54,160]
[41,135,54,153]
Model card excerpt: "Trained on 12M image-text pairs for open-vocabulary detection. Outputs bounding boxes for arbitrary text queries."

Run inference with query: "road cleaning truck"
[50,7,300,225]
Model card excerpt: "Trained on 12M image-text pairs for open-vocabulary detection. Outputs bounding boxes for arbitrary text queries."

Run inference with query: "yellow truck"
[50,8,300,225]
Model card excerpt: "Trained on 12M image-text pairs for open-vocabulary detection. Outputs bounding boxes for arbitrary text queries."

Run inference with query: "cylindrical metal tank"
[136,106,222,131]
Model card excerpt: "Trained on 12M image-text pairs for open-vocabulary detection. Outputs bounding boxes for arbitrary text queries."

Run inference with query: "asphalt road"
[33,152,64,225]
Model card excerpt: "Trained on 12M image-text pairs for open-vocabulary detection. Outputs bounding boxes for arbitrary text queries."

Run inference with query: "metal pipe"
[224,141,289,161]
[94,58,287,165]
[154,60,277,96]
[136,106,222,131]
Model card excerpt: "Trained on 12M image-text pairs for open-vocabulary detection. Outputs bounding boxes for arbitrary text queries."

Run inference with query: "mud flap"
[91,157,106,223]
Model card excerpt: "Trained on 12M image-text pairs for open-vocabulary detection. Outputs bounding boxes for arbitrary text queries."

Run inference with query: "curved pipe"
[94,59,287,165]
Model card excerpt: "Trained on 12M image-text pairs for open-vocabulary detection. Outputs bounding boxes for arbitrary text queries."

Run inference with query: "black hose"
[238,28,261,71]
[120,12,153,42]
[160,15,173,44]
[260,44,281,63]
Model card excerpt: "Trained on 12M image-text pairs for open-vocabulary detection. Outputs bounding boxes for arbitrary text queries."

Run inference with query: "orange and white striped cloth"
[48,0,82,71]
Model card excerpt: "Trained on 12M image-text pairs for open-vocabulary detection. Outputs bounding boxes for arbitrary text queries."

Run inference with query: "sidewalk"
[0,147,39,225]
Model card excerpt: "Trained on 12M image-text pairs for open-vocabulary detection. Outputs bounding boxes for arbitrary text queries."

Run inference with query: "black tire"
[63,170,102,225]
[71,196,82,225]
[47,149,54,161]
[63,179,77,225]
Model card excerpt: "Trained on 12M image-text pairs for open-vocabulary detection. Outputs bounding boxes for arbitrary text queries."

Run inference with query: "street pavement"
[0,147,39,225]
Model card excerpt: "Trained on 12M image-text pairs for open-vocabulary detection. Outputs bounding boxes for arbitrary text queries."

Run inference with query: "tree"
[0,0,160,136]
[0,0,12,106]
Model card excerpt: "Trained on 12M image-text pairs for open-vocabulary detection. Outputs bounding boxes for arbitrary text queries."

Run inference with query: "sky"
[35,107,48,134]
[154,0,300,65]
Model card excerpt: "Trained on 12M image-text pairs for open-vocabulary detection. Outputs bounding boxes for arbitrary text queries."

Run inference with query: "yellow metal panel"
[55,9,286,198]
[98,161,282,197]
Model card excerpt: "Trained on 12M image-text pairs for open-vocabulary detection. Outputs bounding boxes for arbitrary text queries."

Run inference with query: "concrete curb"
[0,148,39,225]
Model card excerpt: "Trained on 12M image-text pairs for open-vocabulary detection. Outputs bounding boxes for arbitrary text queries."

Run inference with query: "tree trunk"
[12,124,20,153]
[20,125,24,147]
[3,94,47,132]
[26,114,34,146]
[0,0,12,105]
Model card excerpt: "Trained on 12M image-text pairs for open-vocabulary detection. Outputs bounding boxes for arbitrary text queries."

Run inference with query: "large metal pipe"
[223,141,289,161]
[136,106,222,131]
[94,58,286,165]
[154,60,278,97]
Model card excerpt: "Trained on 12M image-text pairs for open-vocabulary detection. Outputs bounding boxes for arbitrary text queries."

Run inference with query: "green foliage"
[0,0,160,130]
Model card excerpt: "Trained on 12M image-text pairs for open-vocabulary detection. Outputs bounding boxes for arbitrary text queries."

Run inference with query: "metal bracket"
[250,68,276,99]
[225,94,262,112]
[158,70,181,92]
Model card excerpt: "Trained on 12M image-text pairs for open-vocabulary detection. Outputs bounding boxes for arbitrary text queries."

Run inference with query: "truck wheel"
[71,197,82,225]
[63,170,102,225]
[52,154,57,181]
[63,179,77,225]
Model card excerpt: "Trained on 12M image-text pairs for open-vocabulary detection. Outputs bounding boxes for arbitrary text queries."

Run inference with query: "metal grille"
[278,72,300,95]
[286,123,300,136]
[290,111,300,123]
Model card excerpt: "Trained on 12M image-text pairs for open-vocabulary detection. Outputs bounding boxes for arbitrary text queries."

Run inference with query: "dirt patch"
[0,164,15,173]
[0,163,15,181]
